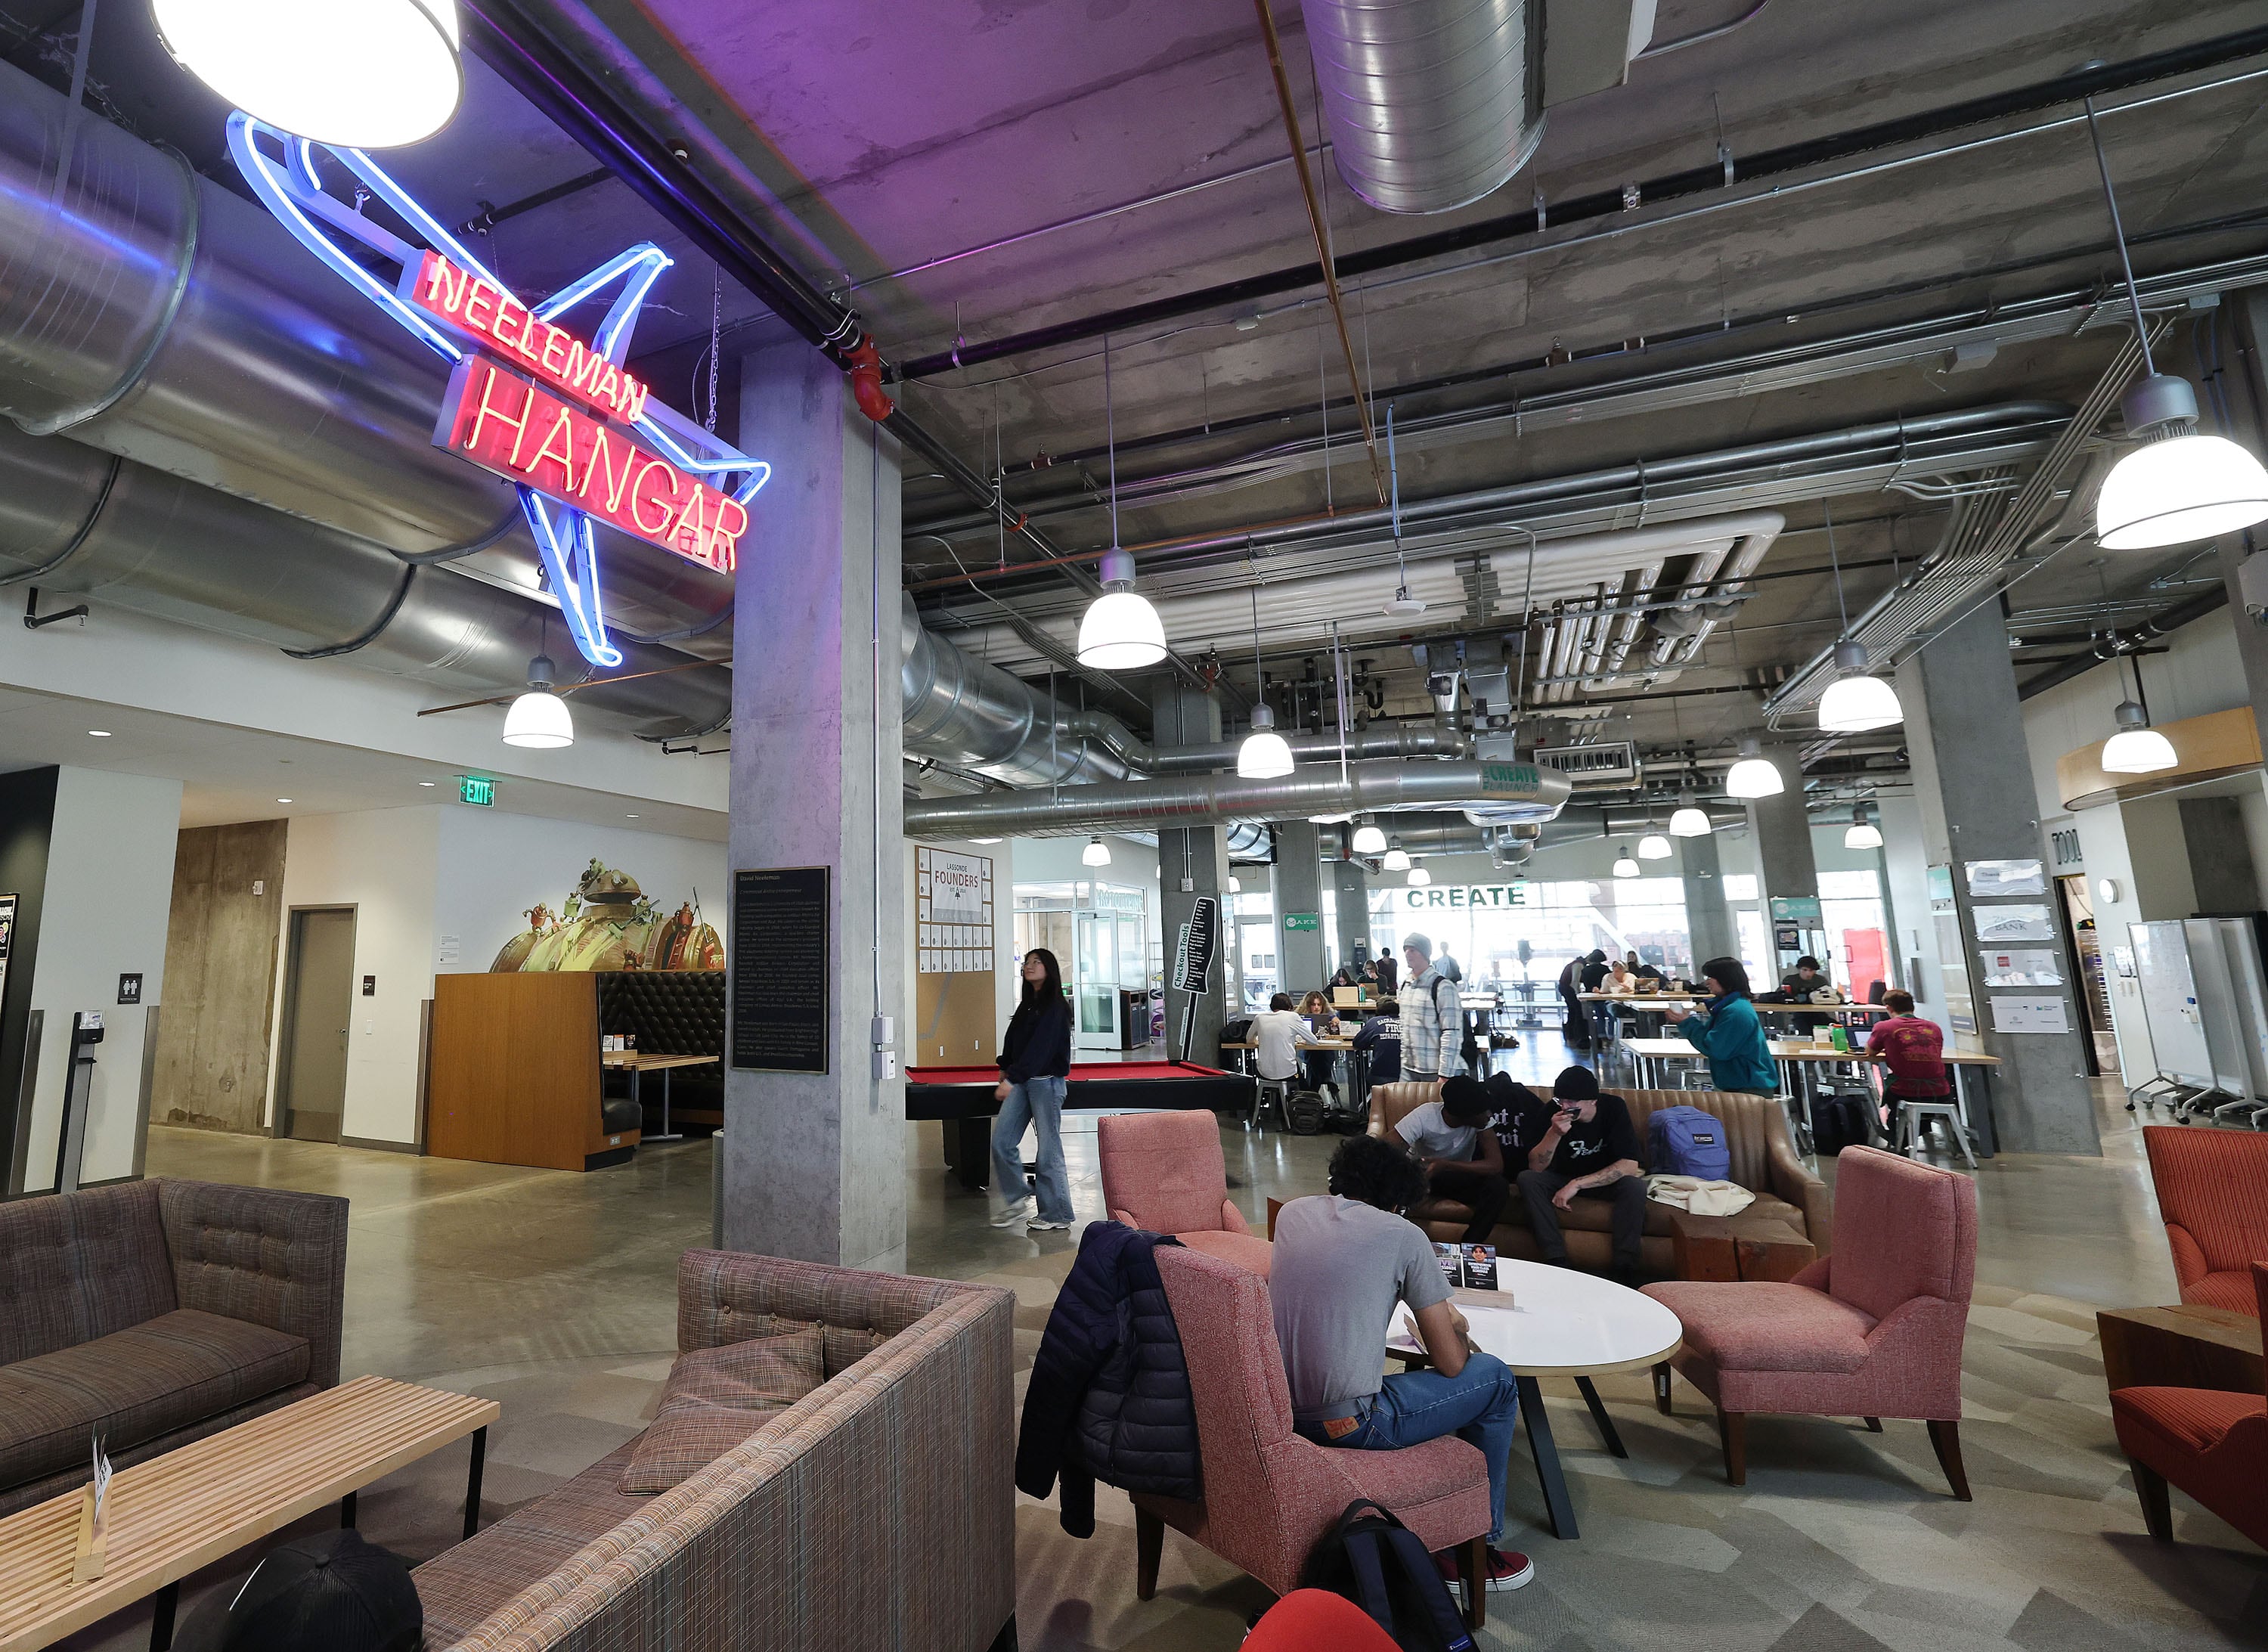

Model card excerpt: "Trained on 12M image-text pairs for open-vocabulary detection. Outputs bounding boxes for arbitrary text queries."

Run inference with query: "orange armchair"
[1098,1111,1272,1275]
[2113,1263,2268,1552]
[2142,1126,2268,1317]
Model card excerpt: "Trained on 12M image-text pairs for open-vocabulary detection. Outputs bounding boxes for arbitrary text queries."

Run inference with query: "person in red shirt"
[1866,990,1950,1114]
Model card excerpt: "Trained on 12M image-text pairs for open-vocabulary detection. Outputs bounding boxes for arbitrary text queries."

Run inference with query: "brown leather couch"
[1366,1082,1831,1275]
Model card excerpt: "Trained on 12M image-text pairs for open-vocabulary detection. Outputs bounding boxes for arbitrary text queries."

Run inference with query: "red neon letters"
[436,360,746,574]
[409,252,650,422]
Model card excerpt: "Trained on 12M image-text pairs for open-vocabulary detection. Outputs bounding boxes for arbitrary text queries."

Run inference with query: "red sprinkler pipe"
[846,339,895,422]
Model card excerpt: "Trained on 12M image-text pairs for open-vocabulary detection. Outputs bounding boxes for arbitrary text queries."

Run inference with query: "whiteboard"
[2130,921,2212,1087]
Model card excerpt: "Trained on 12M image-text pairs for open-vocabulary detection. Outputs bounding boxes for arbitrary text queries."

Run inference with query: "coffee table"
[0,1376,497,1652]
[1390,1259,1682,1540]
[2097,1303,2265,1397]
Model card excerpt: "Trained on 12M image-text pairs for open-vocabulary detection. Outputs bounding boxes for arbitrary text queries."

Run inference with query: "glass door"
[1074,909,1122,1049]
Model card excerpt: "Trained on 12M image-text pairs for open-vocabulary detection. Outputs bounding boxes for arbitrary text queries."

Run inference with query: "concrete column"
[1154,683,1228,1056]
[2214,291,2268,763]
[1331,854,1371,970]
[1274,821,1325,993]
[1898,600,2099,1155]
[723,339,906,1269]
[2180,797,2261,912]
[1678,829,1738,972]
[1748,778,1819,908]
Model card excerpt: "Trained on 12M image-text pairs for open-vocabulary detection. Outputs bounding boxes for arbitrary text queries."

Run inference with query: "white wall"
[2022,612,2251,819]
[20,768,182,1189]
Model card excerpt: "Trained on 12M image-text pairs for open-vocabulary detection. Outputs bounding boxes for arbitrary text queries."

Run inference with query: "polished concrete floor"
[56,1034,2268,1649]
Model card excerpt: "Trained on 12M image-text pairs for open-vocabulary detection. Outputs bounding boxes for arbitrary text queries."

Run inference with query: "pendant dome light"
[1082,835,1112,866]
[2100,648,2178,773]
[1844,801,1884,850]
[501,655,573,749]
[1668,788,1711,837]
[1724,738,1783,799]
[1381,840,1411,872]
[1406,860,1432,887]
[1236,585,1296,778]
[1075,336,1167,669]
[156,0,463,148]
[1613,846,1640,878]
[2081,98,2268,550]
[1813,500,1903,732]
[1637,832,1672,860]
[1351,819,1387,856]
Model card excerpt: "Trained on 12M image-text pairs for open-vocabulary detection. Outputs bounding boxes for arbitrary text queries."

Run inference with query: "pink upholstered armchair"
[2143,1125,2268,1318]
[1643,1146,1978,1498]
[1132,1246,1495,1629]
[1098,1111,1273,1275]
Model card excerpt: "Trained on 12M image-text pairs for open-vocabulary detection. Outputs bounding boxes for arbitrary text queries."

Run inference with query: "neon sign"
[226,115,768,668]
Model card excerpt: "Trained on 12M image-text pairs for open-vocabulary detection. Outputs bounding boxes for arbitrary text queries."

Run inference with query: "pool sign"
[228,116,769,668]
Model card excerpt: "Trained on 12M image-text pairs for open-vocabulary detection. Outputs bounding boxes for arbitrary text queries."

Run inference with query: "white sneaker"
[1027,1217,1072,1232]
[990,1198,1033,1228]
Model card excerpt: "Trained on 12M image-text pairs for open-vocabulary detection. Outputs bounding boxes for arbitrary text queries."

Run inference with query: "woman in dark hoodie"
[992,948,1075,1232]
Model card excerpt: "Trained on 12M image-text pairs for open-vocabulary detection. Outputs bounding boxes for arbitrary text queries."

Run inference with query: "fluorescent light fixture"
[1724,739,1783,798]
[625,813,639,820]
[1637,834,1672,860]
[1613,848,1640,878]
[1406,863,1432,887]
[1082,835,1111,866]
[88,729,112,737]
[418,780,436,786]
[1381,843,1411,872]
[2101,700,2177,773]
[155,0,464,149]
[970,836,1002,845]
[1077,546,1166,669]
[276,797,293,804]
[501,654,574,749]
[1236,702,1295,779]
[1817,639,1903,732]
[1668,805,1709,837]
[1351,820,1387,855]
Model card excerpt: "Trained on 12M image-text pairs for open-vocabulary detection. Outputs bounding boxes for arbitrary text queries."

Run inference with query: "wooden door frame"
[273,904,357,1139]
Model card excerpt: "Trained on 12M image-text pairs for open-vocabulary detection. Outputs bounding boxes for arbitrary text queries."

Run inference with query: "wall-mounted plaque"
[732,867,830,1074]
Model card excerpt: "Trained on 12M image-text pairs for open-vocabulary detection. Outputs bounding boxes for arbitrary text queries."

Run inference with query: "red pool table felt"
[906,1062,1231,1085]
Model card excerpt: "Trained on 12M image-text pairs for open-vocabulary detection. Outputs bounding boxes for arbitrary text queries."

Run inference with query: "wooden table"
[1669,1211,1817,1283]
[0,1376,496,1652]
[1388,1259,1682,1539]
[2097,1303,2265,1397]
[602,1049,716,1143]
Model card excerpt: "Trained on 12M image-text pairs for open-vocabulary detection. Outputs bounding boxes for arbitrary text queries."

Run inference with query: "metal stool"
[1896,1099,1976,1168]
[1777,1090,1813,1155]
[1252,1077,1291,1133]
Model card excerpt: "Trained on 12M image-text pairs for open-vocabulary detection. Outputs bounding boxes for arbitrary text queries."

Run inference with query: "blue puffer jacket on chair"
[1015,1220,1200,1537]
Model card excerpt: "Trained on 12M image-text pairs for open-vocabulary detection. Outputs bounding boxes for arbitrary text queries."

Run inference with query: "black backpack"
[1300,1499,1476,1652]
[1285,1086,1326,1135]
[1808,1089,1872,1157]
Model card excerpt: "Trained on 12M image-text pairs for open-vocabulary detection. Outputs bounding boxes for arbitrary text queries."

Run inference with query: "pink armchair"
[1098,1111,1273,1275]
[1132,1246,1495,1629]
[1642,1146,1978,1498]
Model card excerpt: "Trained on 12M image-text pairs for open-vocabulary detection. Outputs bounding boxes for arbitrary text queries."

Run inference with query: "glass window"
[1366,876,1692,988]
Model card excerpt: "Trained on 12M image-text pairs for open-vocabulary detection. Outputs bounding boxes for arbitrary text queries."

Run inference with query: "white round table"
[1390,1260,1682,1539]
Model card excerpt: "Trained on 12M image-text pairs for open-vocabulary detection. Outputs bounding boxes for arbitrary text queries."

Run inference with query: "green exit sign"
[458,776,497,807]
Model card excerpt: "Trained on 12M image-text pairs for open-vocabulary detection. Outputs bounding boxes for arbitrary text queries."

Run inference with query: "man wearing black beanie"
[1514,1065,1647,1281]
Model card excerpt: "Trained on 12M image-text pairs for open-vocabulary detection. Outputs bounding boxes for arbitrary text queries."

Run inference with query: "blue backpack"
[1649,1105,1731,1181]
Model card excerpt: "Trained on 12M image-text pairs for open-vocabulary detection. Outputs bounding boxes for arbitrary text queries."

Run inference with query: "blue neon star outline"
[227,113,768,668]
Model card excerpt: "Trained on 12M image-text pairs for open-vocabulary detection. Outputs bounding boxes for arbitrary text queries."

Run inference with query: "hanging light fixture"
[1351,818,1387,856]
[1724,738,1783,799]
[1082,836,1111,866]
[1668,788,1711,837]
[1406,860,1433,887]
[501,656,573,749]
[1235,585,1295,777]
[1844,801,1884,850]
[156,0,463,148]
[1381,406,1427,617]
[1381,840,1411,872]
[1075,337,1167,668]
[2101,703,2177,772]
[2081,98,2268,550]
[1613,846,1640,878]
[1637,832,1672,860]
[1813,500,1903,732]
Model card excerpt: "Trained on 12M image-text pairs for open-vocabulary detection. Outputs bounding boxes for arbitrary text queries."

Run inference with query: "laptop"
[1331,987,1363,1006]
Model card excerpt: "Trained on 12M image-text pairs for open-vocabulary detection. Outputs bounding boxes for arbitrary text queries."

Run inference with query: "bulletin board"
[915,846,998,1065]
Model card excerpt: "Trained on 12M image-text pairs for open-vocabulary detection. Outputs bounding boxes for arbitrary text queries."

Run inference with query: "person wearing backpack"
[1398,935,1464,1085]
[1272,1135,1535,1594]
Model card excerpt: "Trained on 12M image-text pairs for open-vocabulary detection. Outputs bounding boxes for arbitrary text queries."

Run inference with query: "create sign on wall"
[1399,884,1535,910]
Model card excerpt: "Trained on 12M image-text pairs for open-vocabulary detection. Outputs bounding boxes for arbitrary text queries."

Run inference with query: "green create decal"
[1478,762,1541,795]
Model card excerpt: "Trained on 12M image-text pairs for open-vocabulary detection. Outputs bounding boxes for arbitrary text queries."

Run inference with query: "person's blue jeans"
[1590,1001,1619,1046]
[1303,1350,1521,1545]
[990,1076,1072,1222]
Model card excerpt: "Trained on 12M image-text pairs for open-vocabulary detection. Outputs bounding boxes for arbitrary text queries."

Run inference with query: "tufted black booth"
[598,970,726,1127]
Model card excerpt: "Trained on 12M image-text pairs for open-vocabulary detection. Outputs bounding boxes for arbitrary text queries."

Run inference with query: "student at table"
[1510,1067,1647,1281]
[1663,957,1779,1099]
[1393,1074,1508,1244]
[1866,990,1949,1122]
[1352,996,1401,1083]
[991,948,1074,1232]
[1778,955,1839,1034]
[1271,1134,1534,1592]
[1250,992,1322,1086]
[1297,990,1344,1101]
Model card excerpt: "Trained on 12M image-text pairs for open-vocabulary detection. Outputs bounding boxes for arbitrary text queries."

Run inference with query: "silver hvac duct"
[904,758,1572,838]
[0,418,731,731]
[0,58,732,646]
[901,597,1145,785]
[1299,0,1548,214]
[1148,722,1470,773]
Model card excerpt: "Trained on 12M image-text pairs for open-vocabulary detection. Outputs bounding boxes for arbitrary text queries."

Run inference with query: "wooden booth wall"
[427,972,634,1171]
[915,845,998,1065]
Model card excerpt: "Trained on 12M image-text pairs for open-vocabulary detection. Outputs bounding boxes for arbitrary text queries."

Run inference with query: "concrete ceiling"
[8,0,2266,804]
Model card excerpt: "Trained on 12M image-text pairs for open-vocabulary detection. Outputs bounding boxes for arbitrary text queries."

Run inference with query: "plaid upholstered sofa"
[0,1178,349,1516]
[414,1251,1018,1652]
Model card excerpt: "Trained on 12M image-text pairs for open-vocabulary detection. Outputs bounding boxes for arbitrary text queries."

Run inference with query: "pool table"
[905,1061,1255,1192]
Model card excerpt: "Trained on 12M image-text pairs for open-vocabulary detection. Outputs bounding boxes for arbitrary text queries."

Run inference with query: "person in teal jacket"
[1665,957,1778,1094]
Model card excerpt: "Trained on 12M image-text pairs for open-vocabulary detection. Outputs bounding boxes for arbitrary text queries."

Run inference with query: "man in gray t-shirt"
[1269,1136,1535,1592]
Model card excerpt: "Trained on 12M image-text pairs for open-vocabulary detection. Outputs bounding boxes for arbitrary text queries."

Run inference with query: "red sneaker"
[1486,1548,1535,1592]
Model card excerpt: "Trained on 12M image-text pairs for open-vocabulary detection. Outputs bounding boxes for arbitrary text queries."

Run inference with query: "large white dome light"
[156,0,464,149]
[2096,430,2268,550]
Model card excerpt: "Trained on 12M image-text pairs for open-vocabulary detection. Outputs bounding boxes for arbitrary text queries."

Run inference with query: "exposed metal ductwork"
[905,758,1571,838]
[901,595,1147,786]
[1149,722,1470,773]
